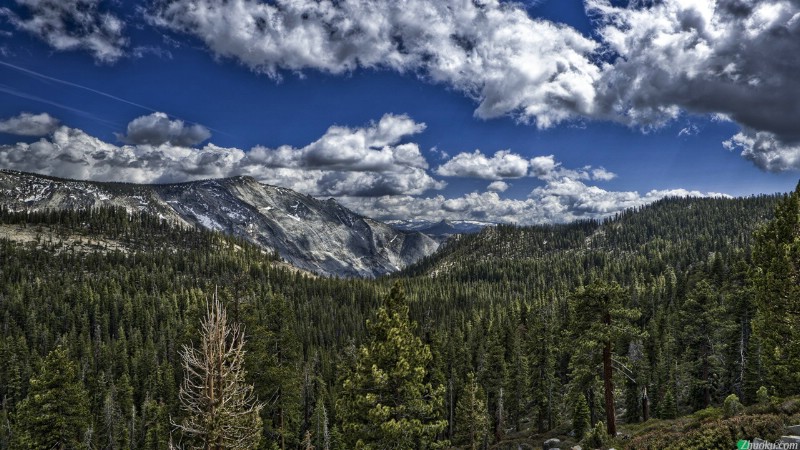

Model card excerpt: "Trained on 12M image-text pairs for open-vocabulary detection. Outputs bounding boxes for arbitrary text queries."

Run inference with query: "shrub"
[583,421,609,448]
[756,386,769,405]
[724,394,744,418]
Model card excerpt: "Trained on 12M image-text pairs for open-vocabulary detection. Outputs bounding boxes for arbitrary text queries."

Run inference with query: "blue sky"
[0,0,798,224]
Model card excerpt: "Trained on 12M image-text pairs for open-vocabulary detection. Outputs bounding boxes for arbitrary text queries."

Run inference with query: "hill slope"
[0,170,438,277]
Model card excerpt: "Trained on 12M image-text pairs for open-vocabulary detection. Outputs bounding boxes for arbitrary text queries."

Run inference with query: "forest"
[1,187,799,449]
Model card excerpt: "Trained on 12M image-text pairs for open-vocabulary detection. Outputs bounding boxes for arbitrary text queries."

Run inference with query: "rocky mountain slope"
[0,170,439,277]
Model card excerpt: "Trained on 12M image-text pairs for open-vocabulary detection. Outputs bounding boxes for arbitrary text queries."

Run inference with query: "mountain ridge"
[0,169,439,277]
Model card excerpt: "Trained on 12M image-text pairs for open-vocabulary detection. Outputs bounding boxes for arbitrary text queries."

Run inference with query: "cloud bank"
[0,112,443,197]
[0,112,724,225]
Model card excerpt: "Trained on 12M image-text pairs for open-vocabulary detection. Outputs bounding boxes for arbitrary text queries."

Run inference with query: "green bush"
[583,421,609,448]
[724,394,744,417]
[626,414,785,450]
[756,386,769,405]
[691,407,723,422]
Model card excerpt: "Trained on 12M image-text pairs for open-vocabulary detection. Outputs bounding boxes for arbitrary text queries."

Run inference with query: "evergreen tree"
[13,345,91,450]
[572,281,642,437]
[679,279,726,410]
[454,373,490,450]
[752,184,800,395]
[338,283,447,450]
[658,388,677,420]
[572,392,590,440]
[174,296,263,449]
[243,292,302,450]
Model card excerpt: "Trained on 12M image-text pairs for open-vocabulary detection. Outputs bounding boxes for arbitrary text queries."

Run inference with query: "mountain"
[388,218,490,236]
[401,194,781,278]
[0,170,439,277]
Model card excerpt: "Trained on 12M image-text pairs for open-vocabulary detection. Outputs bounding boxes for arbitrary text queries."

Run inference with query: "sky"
[0,0,799,225]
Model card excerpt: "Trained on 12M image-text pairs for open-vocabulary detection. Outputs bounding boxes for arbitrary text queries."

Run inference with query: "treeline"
[0,190,798,449]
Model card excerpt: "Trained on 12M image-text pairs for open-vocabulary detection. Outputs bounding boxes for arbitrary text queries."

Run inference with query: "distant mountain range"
[387,219,491,236]
[0,170,441,277]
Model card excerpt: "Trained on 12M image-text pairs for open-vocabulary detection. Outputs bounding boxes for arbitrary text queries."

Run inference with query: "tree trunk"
[603,312,616,437]
[603,340,616,436]
[642,387,649,422]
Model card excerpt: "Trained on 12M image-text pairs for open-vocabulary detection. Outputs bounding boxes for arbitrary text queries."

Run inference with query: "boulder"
[543,438,561,449]
[779,436,800,445]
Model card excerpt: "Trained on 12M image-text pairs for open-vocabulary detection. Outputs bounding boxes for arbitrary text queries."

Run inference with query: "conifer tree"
[679,279,726,409]
[572,392,590,440]
[752,184,800,395]
[573,281,642,437]
[13,345,92,450]
[454,373,489,450]
[174,296,263,449]
[338,283,447,450]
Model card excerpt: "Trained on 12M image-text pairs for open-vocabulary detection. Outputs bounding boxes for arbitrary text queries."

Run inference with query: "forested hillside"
[1,191,799,449]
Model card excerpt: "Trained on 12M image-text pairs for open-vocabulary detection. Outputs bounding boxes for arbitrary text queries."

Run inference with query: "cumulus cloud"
[436,150,619,182]
[487,180,509,192]
[0,112,60,136]
[148,0,600,128]
[0,0,127,63]
[0,113,444,196]
[341,178,724,225]
[250,114,427,172]
[0,114,720,224]
[145,0,800,170]
[436,149,529,180]
[723,129,800,172]
[591,167,617,181]
[117,112,212,147]
[588,0,800,167]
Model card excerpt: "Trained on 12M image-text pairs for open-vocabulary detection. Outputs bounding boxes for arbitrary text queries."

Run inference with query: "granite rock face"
[0,170,439,277]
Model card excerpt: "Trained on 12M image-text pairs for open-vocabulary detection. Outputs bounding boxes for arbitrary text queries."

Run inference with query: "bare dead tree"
[173,293,263,449]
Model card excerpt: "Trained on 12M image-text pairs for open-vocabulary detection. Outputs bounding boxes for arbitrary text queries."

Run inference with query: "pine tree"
[752,185,800,395]
[659,388,677,420]
[454,373,489,450]
[174,296,263,449]
[338,282,448,450]
[679,279,726,410]
[572,281,642,437]
[13,345,91,450]
[572,392,590,440]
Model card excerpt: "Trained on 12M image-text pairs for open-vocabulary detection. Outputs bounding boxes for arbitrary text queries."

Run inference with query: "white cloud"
[678,124,700,137]
[591,167,617,181]
[487,180,509,192]
[340,178,725,225]
[436,149,529,180]
[1,0,127,63]
[0,112,60,136]
[0,114,720,224]
[147,0,800,171]
[588,0,800,165]
[724,129,800,172]
[148,0,601,128]
[117,112,211,147]
[341,154,718,225]
[529,155,558,178]
[0,113,444,196]
[250,114,427,172]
